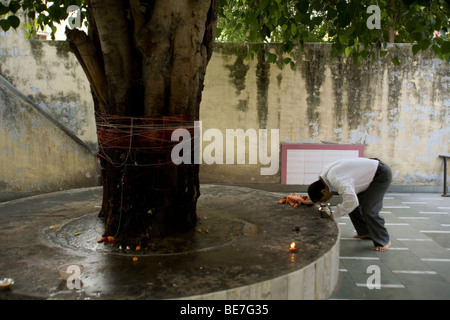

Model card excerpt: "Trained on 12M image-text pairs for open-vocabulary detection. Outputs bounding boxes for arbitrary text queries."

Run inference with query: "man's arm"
[334,179,359,217]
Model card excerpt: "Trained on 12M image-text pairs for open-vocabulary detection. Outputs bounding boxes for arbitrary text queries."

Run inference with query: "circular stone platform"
[0,184,340,300]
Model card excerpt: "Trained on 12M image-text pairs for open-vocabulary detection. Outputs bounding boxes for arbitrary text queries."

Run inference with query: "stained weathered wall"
[0,76,99,193]
[0,28,97,150]
[0,27,448,192]
[0,28,99,194]
[200,43,449,188]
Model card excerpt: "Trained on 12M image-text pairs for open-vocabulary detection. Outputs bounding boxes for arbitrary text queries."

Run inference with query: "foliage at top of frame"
[0,0,448,66]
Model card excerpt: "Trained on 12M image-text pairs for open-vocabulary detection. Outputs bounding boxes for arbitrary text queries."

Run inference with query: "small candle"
[290,242,297,251]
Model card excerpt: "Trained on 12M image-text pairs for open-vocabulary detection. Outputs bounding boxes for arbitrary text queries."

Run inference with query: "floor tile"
[330,193,450,300]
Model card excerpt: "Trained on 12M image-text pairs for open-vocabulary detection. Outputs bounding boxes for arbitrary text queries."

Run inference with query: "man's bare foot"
[375,241,391,252]
[354,234,371,239]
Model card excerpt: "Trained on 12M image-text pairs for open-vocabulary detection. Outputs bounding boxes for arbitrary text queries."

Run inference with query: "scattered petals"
[277,194,312,208]
[96,236,115,245]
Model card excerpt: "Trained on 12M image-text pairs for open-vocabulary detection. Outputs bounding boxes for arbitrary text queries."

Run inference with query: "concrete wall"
[0,28,97,150]
[200,43,449,189]
[1,27,448,192]
[0,27,99,194]
[0,76,99,193]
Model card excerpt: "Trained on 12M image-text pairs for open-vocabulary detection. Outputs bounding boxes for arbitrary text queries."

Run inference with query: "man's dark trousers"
[348,160,392,247]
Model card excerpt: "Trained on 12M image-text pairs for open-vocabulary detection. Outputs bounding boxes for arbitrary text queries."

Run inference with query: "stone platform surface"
[0,184,339,300]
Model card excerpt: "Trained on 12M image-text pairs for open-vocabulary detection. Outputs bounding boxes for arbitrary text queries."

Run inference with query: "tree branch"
[65,27,108,111]
[90,0,140,115]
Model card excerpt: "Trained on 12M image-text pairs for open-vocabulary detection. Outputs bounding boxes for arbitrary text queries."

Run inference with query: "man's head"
[307,179,333,203]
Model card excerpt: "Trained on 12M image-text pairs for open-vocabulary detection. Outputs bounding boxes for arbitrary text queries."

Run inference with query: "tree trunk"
[96,115,199,242]
[66,0,218,243]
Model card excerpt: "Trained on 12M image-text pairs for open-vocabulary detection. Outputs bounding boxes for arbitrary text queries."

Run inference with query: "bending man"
[307,158,392,252]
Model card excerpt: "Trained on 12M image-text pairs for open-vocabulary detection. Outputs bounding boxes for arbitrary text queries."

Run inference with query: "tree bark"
[96,116,200,241]
[66,0,218,244]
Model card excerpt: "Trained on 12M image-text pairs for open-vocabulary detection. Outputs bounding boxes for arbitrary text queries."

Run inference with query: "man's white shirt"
[320,158,379,217]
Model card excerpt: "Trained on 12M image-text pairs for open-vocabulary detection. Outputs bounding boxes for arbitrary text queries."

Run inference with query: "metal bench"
[439,153,450,197]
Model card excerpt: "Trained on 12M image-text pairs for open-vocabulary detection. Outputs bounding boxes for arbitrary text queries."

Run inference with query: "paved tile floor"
[329,192,450,300]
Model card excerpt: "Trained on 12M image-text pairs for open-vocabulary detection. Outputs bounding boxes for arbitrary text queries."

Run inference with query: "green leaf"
[260,0,270,10]
[296,0,309,13]
[27,10,36,20]
[431,44,441,56]
[380,50,389,58]
[392,57,400,66]
[8,1,21,14]
[412,44,421,55]
[338,6,353,28]
[7,15,20,29]
[328,28,337,37]
[267,52,277,63]
[282,57,292,65]
[360,49,369,59]
[289,61,295,70]
[344,46,352,57]
[0,4,10,15]
[411,31,427,42]
[441,41,450,55]
[290,23,297,36]
[249,30,257,42]
[405,20,417,33]
[419,39,430,51]
[338,34,347,45]
[327,8,338,20]
[252,43,261,53]
[312,16,323,27]
[281,41,294,53]
[0,19,10,32]
[353,21,365,36]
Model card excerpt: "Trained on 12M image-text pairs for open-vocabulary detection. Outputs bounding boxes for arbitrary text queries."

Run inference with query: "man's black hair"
[307,179,326,203]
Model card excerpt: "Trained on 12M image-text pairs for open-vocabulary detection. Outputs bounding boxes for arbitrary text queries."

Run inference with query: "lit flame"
[290,242,296,251]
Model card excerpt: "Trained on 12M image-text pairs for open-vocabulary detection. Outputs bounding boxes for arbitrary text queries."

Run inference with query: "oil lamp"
[289,242,297,252]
